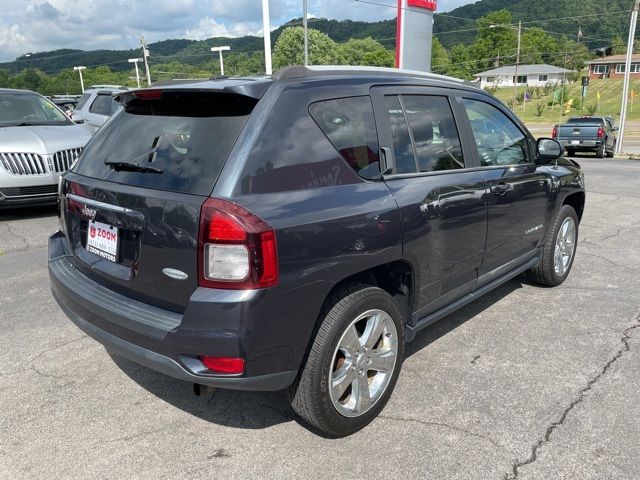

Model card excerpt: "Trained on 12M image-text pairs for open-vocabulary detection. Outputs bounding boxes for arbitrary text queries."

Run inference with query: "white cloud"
[0,0,476,62]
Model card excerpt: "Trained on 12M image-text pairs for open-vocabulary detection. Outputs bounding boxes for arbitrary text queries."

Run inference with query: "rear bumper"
[48,231,296,391]
[558,139,602,150]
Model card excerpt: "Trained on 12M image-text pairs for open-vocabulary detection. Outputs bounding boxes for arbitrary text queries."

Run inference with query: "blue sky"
[0,0,476,61]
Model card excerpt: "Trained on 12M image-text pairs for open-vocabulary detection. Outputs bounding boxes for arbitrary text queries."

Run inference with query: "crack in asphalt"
[578,252,640,271]
[503,312,640,480]
[0,335,87,377]
[380,414,507,452]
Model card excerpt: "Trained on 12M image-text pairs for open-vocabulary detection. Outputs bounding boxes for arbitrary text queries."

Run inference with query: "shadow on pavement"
[108,277,524,431]
[0,205,57,221]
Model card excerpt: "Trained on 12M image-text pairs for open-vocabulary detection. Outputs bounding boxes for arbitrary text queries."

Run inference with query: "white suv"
[72,86,127,134]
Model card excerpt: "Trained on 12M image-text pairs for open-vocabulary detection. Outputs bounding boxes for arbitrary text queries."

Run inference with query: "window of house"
[486,76,496,83]
[538,74,548,82]
[593,65,610,75]
[514,75,528,84]
[615,64,640,73]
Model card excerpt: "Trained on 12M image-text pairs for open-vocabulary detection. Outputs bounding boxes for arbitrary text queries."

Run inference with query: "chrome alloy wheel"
[554,217,576,276]
[329,309,399,418]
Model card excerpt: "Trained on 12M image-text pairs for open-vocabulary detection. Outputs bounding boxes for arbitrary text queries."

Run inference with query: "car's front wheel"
[289,284,404,437]
[528,205,579,287]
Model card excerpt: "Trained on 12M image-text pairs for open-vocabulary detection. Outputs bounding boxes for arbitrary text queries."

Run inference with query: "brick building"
[586,54,640,80]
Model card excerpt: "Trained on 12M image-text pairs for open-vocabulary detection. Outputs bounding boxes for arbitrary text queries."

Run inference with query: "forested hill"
[0,0,628,74]
[435,0,633,48]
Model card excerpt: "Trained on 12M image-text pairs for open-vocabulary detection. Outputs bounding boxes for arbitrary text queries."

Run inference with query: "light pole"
[489,21,522,106]
[303,0,309,66]
[128,58,142,88]
[211,46,231,76]
[140,36,151,86]
[73,66,86,93]
[262,0,273,75]
[616,0,640,155]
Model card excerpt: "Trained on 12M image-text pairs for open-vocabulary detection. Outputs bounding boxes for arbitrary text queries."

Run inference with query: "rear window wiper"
[104,161,163,174]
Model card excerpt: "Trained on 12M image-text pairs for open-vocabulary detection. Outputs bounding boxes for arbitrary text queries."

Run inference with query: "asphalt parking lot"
[1,157,639,480]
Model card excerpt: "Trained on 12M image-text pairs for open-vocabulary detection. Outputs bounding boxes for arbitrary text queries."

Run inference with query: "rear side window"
[309,97,380,180]
[73,92,256,196]
[383,94,465,174]
[89,94,113,116]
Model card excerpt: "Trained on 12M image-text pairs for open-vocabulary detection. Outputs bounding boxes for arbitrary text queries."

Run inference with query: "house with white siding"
[474,64,574,89]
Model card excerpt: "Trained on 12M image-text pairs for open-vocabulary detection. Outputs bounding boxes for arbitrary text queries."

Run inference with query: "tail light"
[552,125,558,138]
[597,127,605,138]
[134,89,163,100]
[198,197,278,289]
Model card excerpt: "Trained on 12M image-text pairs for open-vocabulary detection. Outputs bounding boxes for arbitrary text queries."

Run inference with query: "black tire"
[596,143,606,158]
[288,283,405,437]
[606,143,615,158]
[528,205,579,287]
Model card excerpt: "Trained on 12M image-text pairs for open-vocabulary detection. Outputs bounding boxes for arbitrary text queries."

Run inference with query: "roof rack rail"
[272,65,467,84]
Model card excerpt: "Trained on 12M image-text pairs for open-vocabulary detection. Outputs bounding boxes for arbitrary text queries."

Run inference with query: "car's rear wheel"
[596,143,606,158]
[289,284,404,437]
[528,205,579,287]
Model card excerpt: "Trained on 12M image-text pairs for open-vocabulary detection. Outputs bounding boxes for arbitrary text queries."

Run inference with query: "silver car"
[0,88,92,208]
[72,86,126,135]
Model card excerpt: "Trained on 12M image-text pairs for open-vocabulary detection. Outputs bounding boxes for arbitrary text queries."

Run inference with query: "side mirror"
[612,126,619,131]
[536,138,563,163]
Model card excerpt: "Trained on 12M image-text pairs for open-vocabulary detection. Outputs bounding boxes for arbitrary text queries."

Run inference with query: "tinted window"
[402,95,464,172]
[383,95,416,174]
[310,97,380,180]
[463,99,531,166]
[0,92,69,126]
[89,94,113,116]
[76,92,91,111]
[74,92,255,196]
[567,117,604,125]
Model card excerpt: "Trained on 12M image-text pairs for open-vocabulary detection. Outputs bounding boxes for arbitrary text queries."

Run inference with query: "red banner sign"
[407,0,437,10]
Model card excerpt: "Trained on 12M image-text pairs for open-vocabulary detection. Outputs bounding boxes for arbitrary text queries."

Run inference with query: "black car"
[49,66,585,437]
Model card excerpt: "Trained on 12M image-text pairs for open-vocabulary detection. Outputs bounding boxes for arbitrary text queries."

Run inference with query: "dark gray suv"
[49,66,585,436]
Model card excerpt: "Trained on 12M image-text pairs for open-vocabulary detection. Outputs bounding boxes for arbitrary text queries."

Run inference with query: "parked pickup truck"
[553,116,617,158]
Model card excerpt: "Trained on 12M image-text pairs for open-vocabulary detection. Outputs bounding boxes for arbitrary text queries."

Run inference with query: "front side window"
[463,98,531,166]
[309,96,380,180]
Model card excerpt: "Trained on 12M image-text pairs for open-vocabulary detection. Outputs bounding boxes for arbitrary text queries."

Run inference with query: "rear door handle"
[490,183,511,195]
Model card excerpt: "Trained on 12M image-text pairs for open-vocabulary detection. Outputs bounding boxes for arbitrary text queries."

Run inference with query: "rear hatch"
[60,88,259,312]
[557,120,602,141]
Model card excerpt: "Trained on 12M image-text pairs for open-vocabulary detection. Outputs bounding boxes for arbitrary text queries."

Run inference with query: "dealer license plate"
[86,220,119,262]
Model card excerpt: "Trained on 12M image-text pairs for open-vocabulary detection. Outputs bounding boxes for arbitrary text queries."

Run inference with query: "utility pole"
[211,46,231,76]
[140,36,151,86]
[73,66,86,93]
[303,0,309,66]
[616,0,640,155]
[128,58,142,88]
[262,0,273,75]
[513,20,522,106]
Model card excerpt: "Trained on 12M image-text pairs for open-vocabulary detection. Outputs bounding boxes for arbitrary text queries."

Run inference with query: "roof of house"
[475,64,574,77]
[586,54,640,64]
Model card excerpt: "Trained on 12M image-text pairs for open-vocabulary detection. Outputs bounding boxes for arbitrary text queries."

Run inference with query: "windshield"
[0,92,71,126]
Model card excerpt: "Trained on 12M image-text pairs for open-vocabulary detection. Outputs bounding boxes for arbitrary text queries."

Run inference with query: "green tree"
[611,35,626,55]
[472,10,517,72]
[519,27,560,64]
[448,44,474,79]
[273,27,341,69]
[337,37,393,67]
[431,36,451,74]
[0,69,9,88]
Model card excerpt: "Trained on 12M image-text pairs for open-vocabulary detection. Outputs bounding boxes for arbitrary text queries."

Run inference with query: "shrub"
[586,103,598,115]
[535,102,546,117]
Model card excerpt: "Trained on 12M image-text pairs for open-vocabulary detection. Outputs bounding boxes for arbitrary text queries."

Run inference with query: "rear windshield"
[73,91,256,196]
[566,117,604,124]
